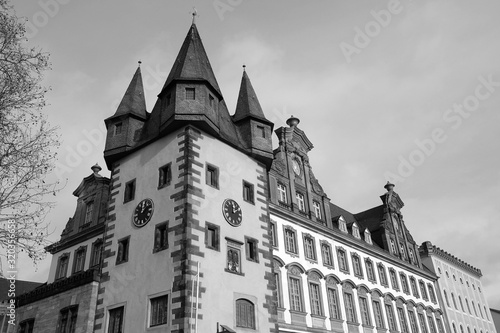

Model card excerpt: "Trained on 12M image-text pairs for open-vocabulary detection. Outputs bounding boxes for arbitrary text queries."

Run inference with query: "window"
[166,93,172,106]
[352,224,360,239]
[418,313,428,333]
[309,282,323,316]
[90,239,103,267]
[57,306,78,333]
[206,164,218,188]
[150,295,168,327]
[256,125,265,138]
[313,201,322,220]
[116,237,130,264]
[410,277,419,298]
[478,305,483,318]
[390,269,399,290]
[408,310,418,333]
[242,181,254,204]
[284,227,297,254]
[428,284,436,303]
[85,201,94,224]
[366,259,376,282]
[472,301,478,316]
[344,292,357,323]
[303,234,316,261]
[124,179,136,203]
[484,306,489,320]
[327,287,341,320]
[459,296,464,312]
[72,246,86,274]
[108,306,124,333]
[321,242,333,267]
[378,264,388,286]
[288,276,303,312]
[270,221,278,248]
[296,192,305,211]
[466,298,471,314]
[277,183,287,203]
[397,307,409,333]
[451,292,457,309]
[337,248,349,273]
[400,244,407,259]
[236,299,255,329]
[444,290,450,307]
[428,315,436,333]
[352,254,363,278]
[245,237,258,262]
[409,248,415,263]
[385,303,397,331]
[436,317,445,333]
[390,239,397,254]
[373,300,385,328]
[274,271,283,308]
[158,163,172,188]
[359,296,371,326]
[208,94,215,108]
[185,87,195,100]
[56,253,69,280]
[205,222,220,250]
[18,319,35,333]
[401,273,409,293]
[226,246,241,274]
[114,122,122,136]
[364,229,373,245]
[154,223,168,252]
[419,281,428,300]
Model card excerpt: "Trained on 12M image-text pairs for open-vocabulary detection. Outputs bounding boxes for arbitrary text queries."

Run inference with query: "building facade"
[420,242,497,333]
[11,21,496,333]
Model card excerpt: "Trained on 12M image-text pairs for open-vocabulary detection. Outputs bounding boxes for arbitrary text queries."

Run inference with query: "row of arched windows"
[442,289,490,321]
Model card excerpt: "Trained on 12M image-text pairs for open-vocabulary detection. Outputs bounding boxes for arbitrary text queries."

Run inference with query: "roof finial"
[138,60,142,67]
[191,7,198,24]
[242,64,246,72]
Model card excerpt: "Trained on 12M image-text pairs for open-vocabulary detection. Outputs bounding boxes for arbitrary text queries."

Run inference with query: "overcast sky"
[10,0,500,309]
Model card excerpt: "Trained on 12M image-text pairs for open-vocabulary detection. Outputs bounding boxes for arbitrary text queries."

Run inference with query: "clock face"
[292,159,301,176]
[133,198,154,227]
[222,199,242,227]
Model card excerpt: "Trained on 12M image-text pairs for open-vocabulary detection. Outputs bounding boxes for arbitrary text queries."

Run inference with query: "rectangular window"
[344,292,357,323]
[158,163,172,188]
[288,276,303,312]
[245,237,258,262]
[208,94,215,108]
[303,235,316,260]
[57,306,78,333]
[85,201,94,224]
[366,260,376,282]
[277,183,287,203]
[114,123,122,136]
[236,299,255,329]
[206,164,218,188]
[313,201,322,220]
[116,237,129,265]
[242,181,254,204]
[378,265,388,286]
[436,318,445,333]
[185,87,195,100]
[397,307,409,333]
[327,288,341,320]
[205,223,220,250]
[154,223,168,252]
[90,241,103,267]
[410,278,419,297]
[18,319,35,333]
[385,304,397,331]
[373,300,385,328]
[270,222,278,248]
[108,307,124,333]
[124,179,136,203]
[321,243,333,267]
[56,254,69,280]
[427,315,436,333]
[418,314,428,333]
[296,192,305,211]
[72,247,86,274]
[275,273,283,308]
[359,296,371,326]
[337,249,348,272]
[401,274,409,293]
[420,281,428,300]
[390,269,399,290]
[352,255,363,277]
[408,310,418,333]
[284,228,297,254]
[257,125,265,138]
[309,282,322,316]
[428,284,436,302]
[150,295,168,327]
[226,246,241,274]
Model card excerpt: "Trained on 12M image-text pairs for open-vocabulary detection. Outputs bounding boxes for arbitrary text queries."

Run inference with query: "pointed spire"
[113,64,147,119]
[160,23,222,97]
[233,69,270,123]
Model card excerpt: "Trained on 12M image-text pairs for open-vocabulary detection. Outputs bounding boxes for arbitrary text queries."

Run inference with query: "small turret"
[104,63,147,169]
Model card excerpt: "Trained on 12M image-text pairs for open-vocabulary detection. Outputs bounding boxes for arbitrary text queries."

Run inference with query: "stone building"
[420,242,497,333]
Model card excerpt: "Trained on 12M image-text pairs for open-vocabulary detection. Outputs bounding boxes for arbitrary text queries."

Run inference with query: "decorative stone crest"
[309,169,324,195]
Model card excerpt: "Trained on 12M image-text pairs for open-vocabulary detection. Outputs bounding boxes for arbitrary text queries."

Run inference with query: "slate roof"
[160,23,222,97]
[354,205,385,233]
[0,278,43,300]
[329,203,358,224]
[233,70,271,124]
[108,66,147,121]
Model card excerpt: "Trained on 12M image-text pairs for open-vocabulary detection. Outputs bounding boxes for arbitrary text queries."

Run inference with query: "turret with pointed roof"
[104,65,147,168]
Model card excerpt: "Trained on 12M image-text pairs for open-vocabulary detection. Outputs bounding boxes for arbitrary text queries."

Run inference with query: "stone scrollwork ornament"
[309,170,324,195]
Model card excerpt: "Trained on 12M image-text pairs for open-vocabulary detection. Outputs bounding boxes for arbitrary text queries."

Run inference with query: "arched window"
[343,282,358,324]
[444,290,450,307]
[273,261,283,308]
[459,296,465,312]
[472,301,478,316]
[452,323,457,333]
[451,292,457,309]
[287,266,304,312]
[326,277,342,320]
[236,299,255,329]
[307,272,323,316]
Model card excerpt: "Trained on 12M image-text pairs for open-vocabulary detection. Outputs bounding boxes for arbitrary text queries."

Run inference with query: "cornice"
[45,223,105,254]
[419,241,482,277]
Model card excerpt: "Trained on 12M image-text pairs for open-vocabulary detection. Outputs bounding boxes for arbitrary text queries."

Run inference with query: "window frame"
[302,233,317,261]
[114,122,122,136]
[296,192,305,212]
[352,253,363,278]
[378,264,388,287]
[158,163,172,189]
[205,222,220,251]
[312,200,322,220]
[57,305,78,333]
[308,279,324,316]
[245,236,259,263]
[55,253,70,280]
[283,226,298,255]
[320,241,334,268]
[235,298,256,329]
[90,239,103,268]
[108,306,125,333]
[124,179,136,203]
[18,318,35,333]
[242,180,255,204]
[343,290,358,324]
[84,201,94,224]
[288,274,304,313]
[153,221,169,253]
[337,247,349,273]
[185,87,195,100]
[72,245,87,274]
[365,259,376,283]
[359,295,372,327]
[116,236,130,265]
[326,284,342,320]
[400,273,410,294]
[149,294,169,327]
[277,183,287,204]
[270,221,278,248]
[389,268,399,291]
[385,303,397,331]
[373,299,385,329]
[205,163,219,189]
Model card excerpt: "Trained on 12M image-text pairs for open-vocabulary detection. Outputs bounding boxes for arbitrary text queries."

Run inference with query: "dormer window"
[114,122,122,136]
[352,223,360,239]
[364,229,372,245]
[185,87,195,100]
[257,125,265,138]
[338,216,347,233]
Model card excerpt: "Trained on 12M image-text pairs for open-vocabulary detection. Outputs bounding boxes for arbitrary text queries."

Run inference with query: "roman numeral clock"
[133,198,154,227]
[222,199,242,227]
